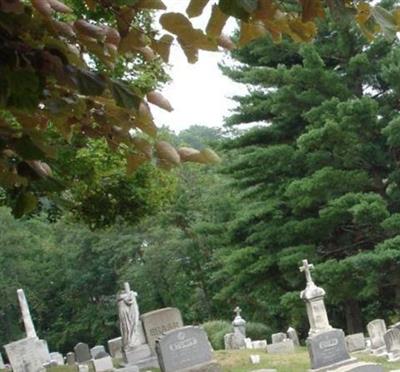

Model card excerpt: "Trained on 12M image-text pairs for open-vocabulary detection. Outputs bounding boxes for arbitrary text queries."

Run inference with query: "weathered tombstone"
[224,333,234,350]
[155,326,221,372]
[271,333,287,344]
[384,328,400,362]
[92,355,114,372]
[74,343,91,363]
[91,346,106,359]
[78,364,89,372]
[108,337,122,359]
[223,307,246,350]
[66,352,76,365]
[266,339,295,354]
[252,340,267,349]
[346,333,366,353]
[367,319,387,355]
[299,259,383,372]
[49,352,64,365]
[287,327,300,347]
[141,307,183,353]
[249,355,260,364]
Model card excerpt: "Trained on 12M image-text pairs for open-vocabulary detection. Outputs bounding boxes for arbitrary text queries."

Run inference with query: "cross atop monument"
[124,282,131,293]
[234,306,242,317]
[299,259,315,284]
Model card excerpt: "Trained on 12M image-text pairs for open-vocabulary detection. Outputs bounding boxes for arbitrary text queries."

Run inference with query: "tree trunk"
[345,299,363,334]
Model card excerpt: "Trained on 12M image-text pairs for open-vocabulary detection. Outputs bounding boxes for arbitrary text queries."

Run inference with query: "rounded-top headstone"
[94,351,109,360]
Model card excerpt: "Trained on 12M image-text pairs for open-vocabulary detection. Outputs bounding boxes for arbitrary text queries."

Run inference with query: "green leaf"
[13,191,38,218]
[14,136,46,160]
[77,70,107,96]
[110,80,142,110]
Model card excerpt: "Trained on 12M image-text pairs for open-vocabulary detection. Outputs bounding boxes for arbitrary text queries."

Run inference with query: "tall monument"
[17,289,38,339]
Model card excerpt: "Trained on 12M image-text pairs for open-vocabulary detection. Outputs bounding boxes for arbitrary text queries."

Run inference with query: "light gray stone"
[271,332,287,344]
[346,334,366,353]
[49,352,64,365]
[232,307,246,337]
[141,307,183,353]
[329,361,384,371]
[78,364,89,372]
[384,328,400,362]
[4,337,49,372]
[17,289,37,339]
[91,346,106,359]
[92,356,114,372]
[252,340,267,349]
[74,343,91,363]
[287,327,300,346]
[0,353,5,369]
[66,352,75,365]
[367,319,387,352]
[108,337,122,359]
[249,355,260,364]
[115,366,139,372]
[390,323,400,331]
[156,326,220,372]
[266,339,294,354]
[224,333,234,350]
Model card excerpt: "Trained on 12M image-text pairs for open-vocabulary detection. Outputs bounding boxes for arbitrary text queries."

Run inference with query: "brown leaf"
[206,4,229,37]
[178,147,201,162]
[105,27,121,47]
[126,154,146,174]
[147,91,173,112]
[84,0,96,10]
[254,0,277,20]
[134,102,157,137]
[239,21,267,46]
[136,46,156,61]
[186,0,209,17]
[119,28,150,54]
[178,147,221,164]
[156,141,180,166]
[218,34,235,50]
[74,20,106,40]
[27,160,52,178]
[32,0,52,17]
[0,0,23,14]
[47,0,72,13]
[52,20,76,38]
[116,6,136,37]
[177,37,198,64]
[132,138,152,159]
[151,34,174,63]
[135,0,166,10]
[300,0,324,23]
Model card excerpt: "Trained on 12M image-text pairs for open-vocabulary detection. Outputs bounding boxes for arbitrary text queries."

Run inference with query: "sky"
[150,1,247,133]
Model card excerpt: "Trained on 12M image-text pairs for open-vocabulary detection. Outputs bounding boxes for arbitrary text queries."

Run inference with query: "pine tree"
[218,16,400,334]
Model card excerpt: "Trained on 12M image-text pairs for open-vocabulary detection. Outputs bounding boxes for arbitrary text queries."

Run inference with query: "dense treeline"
[2,9,400,355]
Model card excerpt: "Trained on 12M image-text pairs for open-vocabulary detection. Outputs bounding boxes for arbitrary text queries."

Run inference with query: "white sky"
[151,0,246,133]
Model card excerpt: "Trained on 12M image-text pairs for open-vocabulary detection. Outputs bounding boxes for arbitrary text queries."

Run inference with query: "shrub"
[202,320,232,350]
[245,321,272,341]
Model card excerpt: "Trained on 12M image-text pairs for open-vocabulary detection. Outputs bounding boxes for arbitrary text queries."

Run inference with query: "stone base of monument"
[370,346,387,356]
[325,361,384,372]
[388,351,400,362]
[122,344,159,369]
[173,360,222,372]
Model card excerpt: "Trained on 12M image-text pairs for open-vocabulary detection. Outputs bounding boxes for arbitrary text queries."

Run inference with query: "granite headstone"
[384,328,400,362]
[66,352,76,365]
[367,320,387,354]
[266,339,294,354]
[108,337,122,359]
[74,343,91,363]
[346,334,366,353]
[287,327,300,346]
[91,346,106,359]
[271,333,287,344]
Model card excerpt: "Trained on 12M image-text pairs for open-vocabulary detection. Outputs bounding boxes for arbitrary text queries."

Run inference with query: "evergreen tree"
[218,15,400,334]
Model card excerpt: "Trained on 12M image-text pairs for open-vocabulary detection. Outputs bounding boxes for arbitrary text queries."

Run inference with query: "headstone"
[271,333,287,344]
[252,340,267,349]
[249,355,260,364]
[66,352,76,365]
[390,322,400,331]
[224,333,234,350]
[91,346,106,359]
[155,326,221,372]
[367,319,387,355]
[4,337,49,372]
[108,337,122,359]
[141,307,183,352]
[287,327,300,347]
[266,339,295,354]
[78,364,89,372]
[299,259,383,372]
[346,334,366,353]
[95,351,110,360]
[17,289,37,339]
[384,328,400,362]
[92,356,114,372]
[49,352,64,365]
[74,343,91,363]
[244,338,253,349]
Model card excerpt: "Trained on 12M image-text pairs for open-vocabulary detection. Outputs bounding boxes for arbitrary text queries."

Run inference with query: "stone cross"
[299,259,315,284]
[234,307,241,317]
[17,289,37,339]
[124,282,131,294]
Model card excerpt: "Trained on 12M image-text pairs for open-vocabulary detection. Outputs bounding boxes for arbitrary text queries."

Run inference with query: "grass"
[43,348,400,372]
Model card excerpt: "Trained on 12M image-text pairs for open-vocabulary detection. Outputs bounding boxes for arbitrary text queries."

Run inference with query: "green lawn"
[43,348,400,372]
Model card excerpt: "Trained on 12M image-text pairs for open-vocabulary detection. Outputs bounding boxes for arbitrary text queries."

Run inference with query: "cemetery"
[2,0,400,371]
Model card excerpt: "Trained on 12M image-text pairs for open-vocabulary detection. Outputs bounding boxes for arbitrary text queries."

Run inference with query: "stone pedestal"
[123,344,158,369]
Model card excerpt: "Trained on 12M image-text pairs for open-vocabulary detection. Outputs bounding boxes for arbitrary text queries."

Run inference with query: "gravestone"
[367,320,387,355]
[287,327,300,346]
[92,355,114,372]
[5,337,49,372]
[49,352,64,365]
[66,352,76,365]
[266,339,295,354]
[271,333,287,344]
[384,328,400,362]
[141,307,183,353]
[74,343,91,363]
[299,259,383,372]
[155,326,221,372]
[91,346,106,359]
[78,364,89,372]
[252,340,267,349]
[108,337,122,359]
[390,322,400,331]
[249,355,260,364]
[346,334,366,353]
